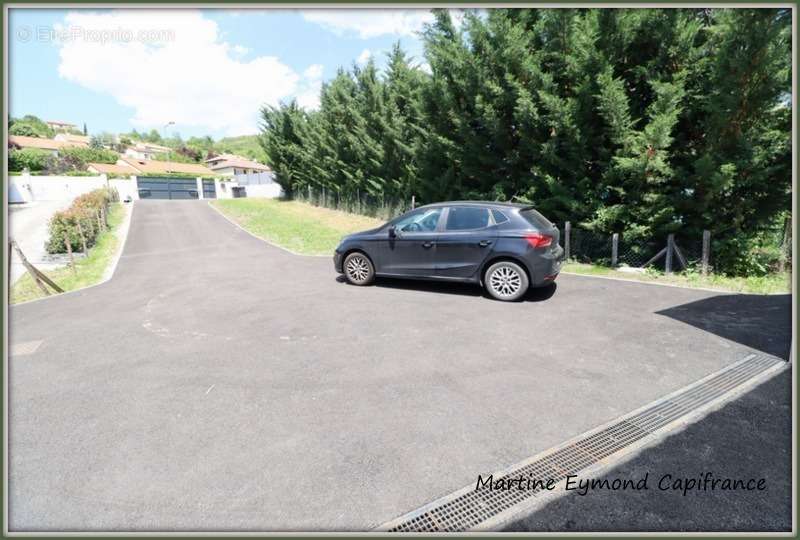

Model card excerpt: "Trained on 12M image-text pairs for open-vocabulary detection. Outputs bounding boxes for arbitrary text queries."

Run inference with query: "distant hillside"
[215,135,265,162]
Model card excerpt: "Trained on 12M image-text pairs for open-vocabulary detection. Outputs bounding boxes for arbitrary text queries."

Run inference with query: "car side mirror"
[388,226,398,238]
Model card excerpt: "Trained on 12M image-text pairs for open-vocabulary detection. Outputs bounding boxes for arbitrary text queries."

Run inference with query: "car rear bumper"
[530,244,564,286]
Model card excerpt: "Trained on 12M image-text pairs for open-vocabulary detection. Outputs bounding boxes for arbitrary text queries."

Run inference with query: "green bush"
[46,187,119,254]
[9,115,55,138]
[58,146,119,166]
[8,148,54,172]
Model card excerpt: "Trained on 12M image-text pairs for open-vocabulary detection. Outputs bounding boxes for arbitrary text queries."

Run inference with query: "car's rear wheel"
[485,261,529,301]
[343,252,375,286]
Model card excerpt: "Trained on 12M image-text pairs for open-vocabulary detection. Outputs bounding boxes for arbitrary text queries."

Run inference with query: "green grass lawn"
[211,198,384,255]
[564,262,791,294]
[11,203,126,304]
[211,199,789,294]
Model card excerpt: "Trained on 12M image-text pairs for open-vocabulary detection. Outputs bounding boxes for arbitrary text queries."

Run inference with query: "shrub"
[46,187,119,254]
[8,148,54,172]
[58,146,119,166]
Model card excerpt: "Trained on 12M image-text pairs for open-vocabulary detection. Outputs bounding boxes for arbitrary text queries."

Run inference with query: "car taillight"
[526,232,552,248]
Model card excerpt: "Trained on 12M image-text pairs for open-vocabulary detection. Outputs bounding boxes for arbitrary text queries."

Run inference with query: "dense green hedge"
[262,8,791,275]
[9,148,53,172]
[46,188,119,254]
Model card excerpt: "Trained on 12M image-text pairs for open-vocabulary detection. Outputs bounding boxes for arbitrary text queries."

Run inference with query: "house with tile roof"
[54,133,91,146]
[124,142,173,160]
[8,135,89,155]
[205,154,271,176]
[87,156,214,176]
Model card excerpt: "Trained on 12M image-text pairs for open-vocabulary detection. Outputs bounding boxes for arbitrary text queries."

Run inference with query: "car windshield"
[393,208,442,233]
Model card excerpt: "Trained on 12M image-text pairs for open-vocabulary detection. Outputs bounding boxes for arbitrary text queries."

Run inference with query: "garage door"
[138,177,199,200]
[202,179,216,199]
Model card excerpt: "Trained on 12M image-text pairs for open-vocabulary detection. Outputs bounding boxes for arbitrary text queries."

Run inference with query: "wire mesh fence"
[292,186,415,221]
[287,189,791,276]
[558,222,791,275]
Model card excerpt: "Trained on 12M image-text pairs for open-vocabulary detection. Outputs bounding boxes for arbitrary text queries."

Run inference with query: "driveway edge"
[11,202,134,307]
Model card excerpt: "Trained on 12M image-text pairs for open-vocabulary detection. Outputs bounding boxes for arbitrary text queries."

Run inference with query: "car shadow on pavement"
[656,294,791,359]
[504,368,792,532]
[335,275,558,302]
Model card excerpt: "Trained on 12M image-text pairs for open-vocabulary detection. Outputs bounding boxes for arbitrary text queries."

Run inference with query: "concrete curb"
[10,202,134,307]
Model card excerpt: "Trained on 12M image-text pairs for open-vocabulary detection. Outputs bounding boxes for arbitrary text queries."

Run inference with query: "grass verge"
[564,262,790,294]
[211,199,789,294]
[11,203,126,304]
[211,198,384,255]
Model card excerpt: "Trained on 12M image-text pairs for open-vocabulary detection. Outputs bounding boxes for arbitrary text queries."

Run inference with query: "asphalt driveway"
[8,200,791,531]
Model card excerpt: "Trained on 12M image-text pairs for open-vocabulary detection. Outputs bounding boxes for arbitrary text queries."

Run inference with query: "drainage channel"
[378,352,787,533]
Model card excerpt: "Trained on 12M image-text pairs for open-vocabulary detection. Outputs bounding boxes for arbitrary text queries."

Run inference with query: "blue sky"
[9,8,436,139]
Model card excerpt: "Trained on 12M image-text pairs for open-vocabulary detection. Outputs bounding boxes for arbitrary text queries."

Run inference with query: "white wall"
[109,177,138,201]
[9,173,108,203]
[8,172,139,203]
[241,183,283,198]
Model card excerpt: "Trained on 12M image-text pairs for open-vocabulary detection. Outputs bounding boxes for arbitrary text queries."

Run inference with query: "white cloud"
[55,10,316,135]
[302,9,434,39]
[356,49,372,66]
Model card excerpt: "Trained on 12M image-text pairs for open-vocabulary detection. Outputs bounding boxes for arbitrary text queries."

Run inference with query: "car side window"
[491,209,509,224]
[445,207,491,231]
[394,208,443,233]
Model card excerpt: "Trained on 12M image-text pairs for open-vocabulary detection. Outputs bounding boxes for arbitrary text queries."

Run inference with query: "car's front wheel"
[343,252,375,286]
[484,261,529,301]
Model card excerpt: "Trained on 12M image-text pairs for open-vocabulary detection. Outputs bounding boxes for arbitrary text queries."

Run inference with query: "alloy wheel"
[346,255,371,283]
[489,265,522,298]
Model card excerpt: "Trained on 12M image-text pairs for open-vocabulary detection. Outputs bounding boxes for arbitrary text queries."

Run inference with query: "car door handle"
[479,240,493,247]
[422,242,434,248]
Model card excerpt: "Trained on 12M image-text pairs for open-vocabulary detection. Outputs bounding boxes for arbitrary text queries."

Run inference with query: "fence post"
[11,240,49,296]
[564,222,571,260]
[779,217,791,273]
[308,184,312,203]
[411,195,416,210]
[611,233,619,267]
[64,232,76,275]
[665,234,675,274]
[96,209,103,232]
[322,186,327,207]
[701,230,711,275]
[76,221,88,255]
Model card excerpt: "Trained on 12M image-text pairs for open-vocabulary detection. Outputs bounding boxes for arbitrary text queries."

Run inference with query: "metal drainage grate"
[381,353,785,533]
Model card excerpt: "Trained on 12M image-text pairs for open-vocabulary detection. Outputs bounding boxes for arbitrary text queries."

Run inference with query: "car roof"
[417,201,531,210]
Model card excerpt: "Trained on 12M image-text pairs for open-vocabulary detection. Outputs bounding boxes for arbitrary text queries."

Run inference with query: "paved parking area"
[8,201,791,531]
[505,368,792,532]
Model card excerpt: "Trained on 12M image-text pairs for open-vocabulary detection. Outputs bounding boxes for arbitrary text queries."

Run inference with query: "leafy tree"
[9,115,55,138]
[143,129,163,143]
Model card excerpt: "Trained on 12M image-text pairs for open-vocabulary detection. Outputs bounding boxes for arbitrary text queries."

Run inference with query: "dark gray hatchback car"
[333,201,564,301]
